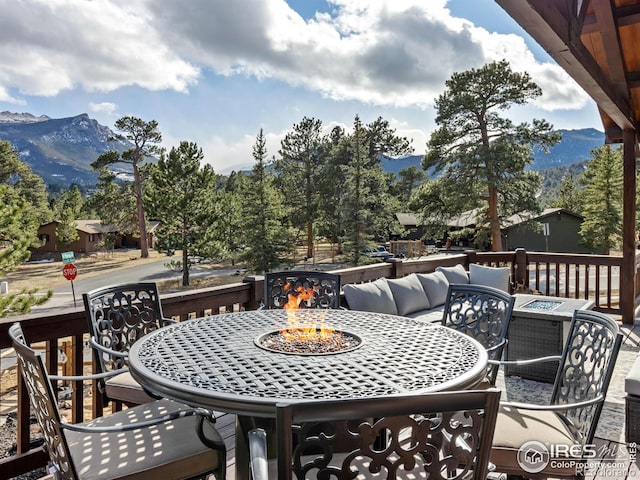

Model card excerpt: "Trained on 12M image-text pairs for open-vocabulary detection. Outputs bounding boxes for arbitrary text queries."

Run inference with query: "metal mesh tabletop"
[129,309,487,416]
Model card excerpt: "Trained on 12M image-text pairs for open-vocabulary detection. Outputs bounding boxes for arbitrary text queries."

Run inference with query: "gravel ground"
[1,413,47,479]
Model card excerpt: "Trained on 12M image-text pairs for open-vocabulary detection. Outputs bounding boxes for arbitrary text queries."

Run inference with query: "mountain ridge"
[0,111,605,190]
[0,112,130,189]
[381,127,604,175]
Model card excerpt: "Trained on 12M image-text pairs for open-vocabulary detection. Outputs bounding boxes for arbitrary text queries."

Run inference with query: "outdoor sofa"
[342,263,511,322]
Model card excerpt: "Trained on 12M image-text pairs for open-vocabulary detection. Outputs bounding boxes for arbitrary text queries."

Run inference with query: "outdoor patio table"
[128,309,488,479]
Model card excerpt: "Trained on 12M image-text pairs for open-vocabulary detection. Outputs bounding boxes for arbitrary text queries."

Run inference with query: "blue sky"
[0,0,601,173]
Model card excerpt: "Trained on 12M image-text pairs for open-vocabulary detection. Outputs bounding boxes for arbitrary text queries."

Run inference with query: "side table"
[505,294,594,383]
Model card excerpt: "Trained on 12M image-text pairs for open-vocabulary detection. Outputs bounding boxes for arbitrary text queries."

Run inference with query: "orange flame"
[280,307,338,342]
[283,284,317,310]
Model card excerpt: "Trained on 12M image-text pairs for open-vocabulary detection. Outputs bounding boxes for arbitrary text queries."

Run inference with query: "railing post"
[16,363,30,454]
[465,250,477,268]
[514,248,528,288]
[621,129,637,324]
[388,258,404,278]
[243,275,264,310]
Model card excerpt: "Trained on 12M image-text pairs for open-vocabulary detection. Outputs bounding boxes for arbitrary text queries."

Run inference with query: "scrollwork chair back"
[264,271,341,309]
[9,323,77,479]
[551,309,622,446]
[442,283,515,384]
[83,282,169,372]
[263,389,501,480]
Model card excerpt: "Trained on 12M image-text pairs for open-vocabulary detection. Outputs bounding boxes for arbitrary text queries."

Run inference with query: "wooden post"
[514,248,528,288]
[243,275,265,310]
[388,257,404,279]
[621,129,637,324]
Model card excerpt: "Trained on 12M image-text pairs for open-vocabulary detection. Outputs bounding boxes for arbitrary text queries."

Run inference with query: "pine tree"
[419,60,560,250]
[240,129,292,273]
[146,141,222,286]
[275,117,326,259]
[341,116,374,265]
[56,207,80,251]
[93,116,162,258]
[579,145,623,253]
[0,142,53,316]
[550,174,583,214]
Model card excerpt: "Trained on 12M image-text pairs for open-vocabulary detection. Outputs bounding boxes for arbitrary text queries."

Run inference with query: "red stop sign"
[62,263,77,281]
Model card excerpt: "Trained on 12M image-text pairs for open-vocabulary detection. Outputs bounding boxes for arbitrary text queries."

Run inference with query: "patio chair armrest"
[485,339,507,355]
[60,407,214,433]
[88,336,128,358]
[162,317,179,326]
[488,355,561,367]
[500,395,604,411]
[249,428,269,480]
[49,367,129,382]
[196,413,226,454]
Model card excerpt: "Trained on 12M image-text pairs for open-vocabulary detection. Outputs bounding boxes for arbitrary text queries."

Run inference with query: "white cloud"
[469,29,590,110]
[0,0,589,112]
[0,0,199,97]
[89,102,118,115]
[0,0,596,171]
[201,129,286,174]
[0,86,24,104]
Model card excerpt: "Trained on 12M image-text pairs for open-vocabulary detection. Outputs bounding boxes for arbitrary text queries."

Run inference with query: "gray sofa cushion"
[469,263,510,292]
[343,278,398,315]
[436,264,469,285]
[416,271,450,307]
[404,304,446,323]
[387,274,431,316]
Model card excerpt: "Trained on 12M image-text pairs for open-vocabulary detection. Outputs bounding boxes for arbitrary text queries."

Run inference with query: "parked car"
[363,246,394,261]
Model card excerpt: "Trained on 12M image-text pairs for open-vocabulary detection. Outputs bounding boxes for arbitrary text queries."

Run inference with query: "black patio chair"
[248,388,501,479]
[9,322,226,480]
[263,270,341,309]
[83,282,177,408]
[489,309,622,479]
[441,283,515,385]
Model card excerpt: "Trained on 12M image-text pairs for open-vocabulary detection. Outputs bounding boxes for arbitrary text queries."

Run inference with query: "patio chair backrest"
[9,323,77,480]
[264,271,341,309]
[83,282,167,372]
[274,388,501,480]
[550,309,622,446]
[442,283,515,384]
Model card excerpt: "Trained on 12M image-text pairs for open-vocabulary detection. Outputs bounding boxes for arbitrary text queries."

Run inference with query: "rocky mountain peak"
[0,112,132,187]
[0,111,50,124]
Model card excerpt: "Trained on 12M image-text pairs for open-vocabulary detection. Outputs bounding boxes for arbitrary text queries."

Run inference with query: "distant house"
[396,208,594,254]
[395,213,425,240]
[32,220,160,256]
[395,210,480,245]
[501,208,597,254]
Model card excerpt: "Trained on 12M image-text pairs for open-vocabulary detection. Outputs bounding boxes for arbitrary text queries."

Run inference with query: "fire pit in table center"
[256,285,363,355]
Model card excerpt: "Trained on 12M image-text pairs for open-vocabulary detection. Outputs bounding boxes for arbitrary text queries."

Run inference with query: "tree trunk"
[133,164,149,258]
[488,185,502,251]
[182,249,189,286]
[306,221,314,259]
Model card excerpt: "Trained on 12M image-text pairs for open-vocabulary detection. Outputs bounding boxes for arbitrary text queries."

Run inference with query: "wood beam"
[592,0,629,93]
[621,128,637,324]
[496,0,636,131]
[583,6,640,34]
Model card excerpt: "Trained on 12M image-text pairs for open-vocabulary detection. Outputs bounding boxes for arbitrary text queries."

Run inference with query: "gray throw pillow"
[469,263,510,292]
[343,278,398,315]
[416,271,450,308]
[387,274,430,316]
[436,264,469,285]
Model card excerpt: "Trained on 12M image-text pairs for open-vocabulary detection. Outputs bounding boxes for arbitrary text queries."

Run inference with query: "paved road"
[1,260,247,369]
[32,259,246,311]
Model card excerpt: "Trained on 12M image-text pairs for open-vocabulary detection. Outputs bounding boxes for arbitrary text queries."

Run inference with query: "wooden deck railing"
[0,248,636,478]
